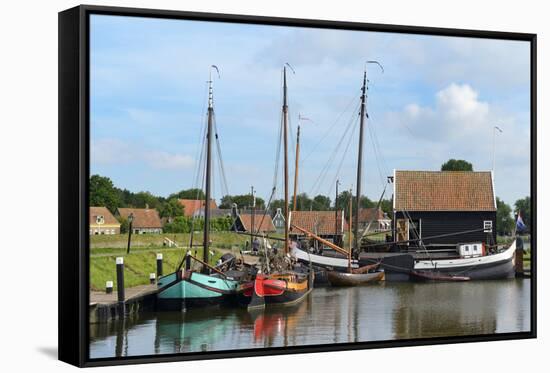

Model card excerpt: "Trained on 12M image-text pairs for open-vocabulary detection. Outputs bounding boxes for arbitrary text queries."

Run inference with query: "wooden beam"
[291,224,350,257]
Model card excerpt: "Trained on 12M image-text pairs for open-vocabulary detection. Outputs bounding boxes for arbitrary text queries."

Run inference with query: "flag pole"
[492,125,503,174]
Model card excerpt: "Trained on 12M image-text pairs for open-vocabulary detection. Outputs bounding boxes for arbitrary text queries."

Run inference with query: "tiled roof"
[289,210,348,236]
[358,207,387,223]
[117,208,163,228]
[193,207,232,218]
[394,171,496,211]
[90,206,120,226]
[238,213,276,233]
[178,199,218,217]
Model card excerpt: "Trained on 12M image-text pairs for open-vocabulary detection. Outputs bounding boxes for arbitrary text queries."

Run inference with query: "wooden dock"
[89,284,158,324]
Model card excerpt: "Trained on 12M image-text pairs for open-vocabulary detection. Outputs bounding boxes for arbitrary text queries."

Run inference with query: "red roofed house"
[232,213,276,234]
[289,210,348,247]
[117,207,163,234]
[358,207,392,232]
[393,170,497,250]
[90,206,120,235]
[178,199,218,217]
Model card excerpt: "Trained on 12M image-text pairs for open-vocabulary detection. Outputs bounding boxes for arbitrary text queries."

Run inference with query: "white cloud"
[382,83,530,205]
[91,138,133,164]
[92,138,195,170]
[144,151,194,169]
[388,83,491,143]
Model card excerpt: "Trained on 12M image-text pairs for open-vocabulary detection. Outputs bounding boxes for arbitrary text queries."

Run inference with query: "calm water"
[89,279,531,358]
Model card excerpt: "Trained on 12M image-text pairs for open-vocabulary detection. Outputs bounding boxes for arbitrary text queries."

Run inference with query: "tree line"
[90,165,532,236]
[90,175,394,220]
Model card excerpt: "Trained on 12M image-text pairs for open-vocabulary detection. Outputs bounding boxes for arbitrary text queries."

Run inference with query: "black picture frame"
[58,4,537,367]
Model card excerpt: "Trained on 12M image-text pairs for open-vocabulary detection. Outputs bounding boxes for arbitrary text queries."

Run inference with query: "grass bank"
[90,231,252,291]
[90,231,251,250]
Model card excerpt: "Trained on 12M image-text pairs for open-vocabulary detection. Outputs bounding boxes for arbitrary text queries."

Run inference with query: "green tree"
[312,195,331,211]
[164,216,193,233]
[159,198,185,218]
[441,159,473,171]
[119,216,129,234]
[269,199,287,217]
[514,197,531,232]
[219,194,265,210]
[130,191,162,209]
[380,199,393,219]
[290,193,312,211]
[496,197,514,235]
[89,175,121,213]
[359,195,375,209]
[335,192,374,216]
[168,188,206,200]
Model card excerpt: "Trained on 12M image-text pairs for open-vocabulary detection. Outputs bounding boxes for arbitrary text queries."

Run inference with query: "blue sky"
[90,14,531,207]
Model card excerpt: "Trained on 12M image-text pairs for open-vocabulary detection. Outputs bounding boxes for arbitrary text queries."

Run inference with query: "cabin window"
[483,220,493,233]
[96,215,105,225]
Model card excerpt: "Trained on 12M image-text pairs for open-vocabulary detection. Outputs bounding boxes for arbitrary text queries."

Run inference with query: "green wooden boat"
[157,269,240,310]
[156,66,243,311]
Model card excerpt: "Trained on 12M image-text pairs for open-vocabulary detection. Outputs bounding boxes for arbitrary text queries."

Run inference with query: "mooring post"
[185,250,191,271]
[116,257,125,303]
[106,280,113,294]
[149,273,156,284]
[156,253,163,277]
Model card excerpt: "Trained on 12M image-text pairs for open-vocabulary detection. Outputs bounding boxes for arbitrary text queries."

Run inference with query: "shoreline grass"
[90,232,251,291]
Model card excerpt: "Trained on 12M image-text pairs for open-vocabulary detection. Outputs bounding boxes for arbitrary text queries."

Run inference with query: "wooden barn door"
[396,219,409,244]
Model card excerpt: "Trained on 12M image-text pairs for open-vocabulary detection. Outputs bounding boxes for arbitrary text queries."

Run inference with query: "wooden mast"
[349,188,353,272]
[292,124,300,211]
[283,65,290,253]
[250,185,255,247]
[354,70,367,256]
[335,179,339,243]
[203,65,217,273]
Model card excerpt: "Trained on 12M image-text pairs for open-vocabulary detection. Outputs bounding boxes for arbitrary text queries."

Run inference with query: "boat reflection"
[89,280,530,359]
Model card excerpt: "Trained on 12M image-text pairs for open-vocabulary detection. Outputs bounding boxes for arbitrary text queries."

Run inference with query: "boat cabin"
[392,170,497,252]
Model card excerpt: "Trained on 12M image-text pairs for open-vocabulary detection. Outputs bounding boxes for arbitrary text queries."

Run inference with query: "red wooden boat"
[237,271,313,310]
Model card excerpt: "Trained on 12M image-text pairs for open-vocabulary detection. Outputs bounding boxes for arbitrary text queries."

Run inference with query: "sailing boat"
[237,64,314,310]
[326,189,384,286]
[291,63,386,278]
[156,66,244,310]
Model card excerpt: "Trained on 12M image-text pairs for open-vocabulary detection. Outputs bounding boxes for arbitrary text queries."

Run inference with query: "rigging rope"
[308,99,361,197]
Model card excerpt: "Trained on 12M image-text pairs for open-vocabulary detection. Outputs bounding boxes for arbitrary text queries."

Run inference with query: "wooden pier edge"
[89,285,159,324]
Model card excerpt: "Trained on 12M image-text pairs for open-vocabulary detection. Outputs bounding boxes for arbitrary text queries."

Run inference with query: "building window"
[408,219,421,240]
[483,220,493,233]
[96,215,105,225]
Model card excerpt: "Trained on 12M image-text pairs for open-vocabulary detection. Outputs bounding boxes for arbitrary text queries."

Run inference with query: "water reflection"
[89,279,531,359]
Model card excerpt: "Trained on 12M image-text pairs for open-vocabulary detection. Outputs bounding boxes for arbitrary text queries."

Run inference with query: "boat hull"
[412,239,517,280]
[156,270,240,310]
[238,273,313,310]
[295,239,516,281]
[327,270,384,286]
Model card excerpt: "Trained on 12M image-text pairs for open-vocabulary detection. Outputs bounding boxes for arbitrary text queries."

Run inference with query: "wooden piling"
[116,257,125,303]
[156,253,163,277]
